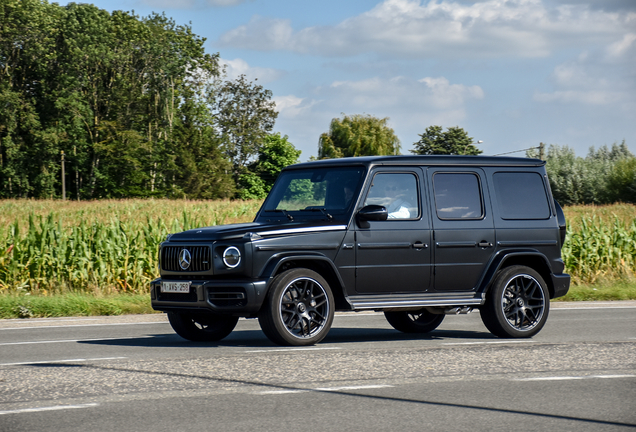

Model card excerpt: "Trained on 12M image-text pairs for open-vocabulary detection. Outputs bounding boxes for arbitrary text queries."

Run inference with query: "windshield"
[258,166,365,221]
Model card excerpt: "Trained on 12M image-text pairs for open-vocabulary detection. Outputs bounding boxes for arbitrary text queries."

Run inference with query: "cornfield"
[0,199,262,295]
[0,200,634,295]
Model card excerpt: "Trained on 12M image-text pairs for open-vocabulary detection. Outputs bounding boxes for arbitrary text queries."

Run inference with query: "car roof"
[285,155,545,170]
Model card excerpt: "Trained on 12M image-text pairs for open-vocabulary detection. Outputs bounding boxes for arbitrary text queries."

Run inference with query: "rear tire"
[480,265,549,338]
[258,268,335,346]
[384,309,445,333]
[167,312,238,342]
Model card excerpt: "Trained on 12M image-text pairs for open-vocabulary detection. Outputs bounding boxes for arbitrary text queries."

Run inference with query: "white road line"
[259,385,393,395]
[0,403,99,415]
[552,306,636,310]
[0,322,166,331]
[514,374,636,381]
[0,357,126,366]
[442,340,534,346]
[245,347,342,353]
[0,336,154,346]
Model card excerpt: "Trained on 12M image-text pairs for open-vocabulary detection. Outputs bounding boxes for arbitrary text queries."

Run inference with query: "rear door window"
[433,173,483,220]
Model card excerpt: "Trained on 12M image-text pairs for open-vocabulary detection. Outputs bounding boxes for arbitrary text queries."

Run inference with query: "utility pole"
[61,150,66,200]
[539,142,545,160]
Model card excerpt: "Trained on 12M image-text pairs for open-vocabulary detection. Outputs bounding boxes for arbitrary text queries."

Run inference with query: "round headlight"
[222,246,241,268]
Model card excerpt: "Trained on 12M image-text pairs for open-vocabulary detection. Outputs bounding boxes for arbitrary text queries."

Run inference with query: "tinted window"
[493,172,550,220]
[364,173,419,220]
[433,173,483,219]
[263,167,364,212]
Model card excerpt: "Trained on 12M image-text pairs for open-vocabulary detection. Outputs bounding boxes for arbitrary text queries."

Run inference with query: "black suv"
[151,155,570,346]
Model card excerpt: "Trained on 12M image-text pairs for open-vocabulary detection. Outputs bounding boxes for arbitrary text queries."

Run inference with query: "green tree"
[534,142,635,205]
[237,133,301,199]
[318,114,400,159]
[0,1,233,199]
[411,125,482,155]
[215,74,278,179]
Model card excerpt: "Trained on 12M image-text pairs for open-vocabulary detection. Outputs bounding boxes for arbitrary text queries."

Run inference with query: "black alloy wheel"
[167,311,239,342]
[258,268,334,346]
[480,265,549,338]
[384,309,445,333]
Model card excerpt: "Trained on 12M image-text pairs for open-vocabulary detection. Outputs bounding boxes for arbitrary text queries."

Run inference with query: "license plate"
[161,281,191,293]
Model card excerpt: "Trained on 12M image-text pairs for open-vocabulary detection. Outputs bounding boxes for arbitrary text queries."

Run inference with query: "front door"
[427,168,495,291]
[355,169,432,294]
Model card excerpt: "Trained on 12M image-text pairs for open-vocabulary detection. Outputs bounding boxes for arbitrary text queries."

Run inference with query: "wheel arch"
[260,254,351,311]
[480,251,556,298]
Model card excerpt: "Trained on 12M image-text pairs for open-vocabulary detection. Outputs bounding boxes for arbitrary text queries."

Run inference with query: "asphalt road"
[1,302,635,432]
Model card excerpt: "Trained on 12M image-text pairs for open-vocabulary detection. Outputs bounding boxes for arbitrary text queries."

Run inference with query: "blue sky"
[58,0,636,161]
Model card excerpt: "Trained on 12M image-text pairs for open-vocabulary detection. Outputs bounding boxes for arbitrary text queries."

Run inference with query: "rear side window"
[433,173,483,219]
[493,172,550,220]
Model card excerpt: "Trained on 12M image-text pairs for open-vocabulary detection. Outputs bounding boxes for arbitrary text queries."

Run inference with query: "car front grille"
[161,246,212,272]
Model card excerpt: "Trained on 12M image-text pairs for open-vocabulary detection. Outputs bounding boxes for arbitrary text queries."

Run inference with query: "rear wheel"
[384,309,445,333]
[480,265,549,338]
[167,311,238,342]
[258,268,334,346]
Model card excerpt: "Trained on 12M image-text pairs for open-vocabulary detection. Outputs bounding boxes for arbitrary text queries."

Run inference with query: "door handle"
[478,241,493,248]
[413,242,428,249]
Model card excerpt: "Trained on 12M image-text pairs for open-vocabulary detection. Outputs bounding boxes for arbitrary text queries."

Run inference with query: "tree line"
[1,1,633,204]
[0,0,286,200]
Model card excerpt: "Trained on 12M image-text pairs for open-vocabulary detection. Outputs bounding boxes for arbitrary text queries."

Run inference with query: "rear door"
[427,168,495,292]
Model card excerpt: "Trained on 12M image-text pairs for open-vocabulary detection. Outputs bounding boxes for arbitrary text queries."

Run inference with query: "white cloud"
[534,30,636,107]
[218,0,632,59]
[220,58,285,84]
[273,75,485,158]
[273,95,318,118]
[606,33,636,58]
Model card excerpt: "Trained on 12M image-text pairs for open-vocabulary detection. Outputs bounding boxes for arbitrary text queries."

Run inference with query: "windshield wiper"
[264,209,294,221]
[303,207,333,221]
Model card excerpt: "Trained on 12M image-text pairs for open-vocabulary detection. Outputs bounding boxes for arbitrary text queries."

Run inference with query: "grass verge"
[0,293,156,319]
[555,281,636,302]
[1,282,635,319]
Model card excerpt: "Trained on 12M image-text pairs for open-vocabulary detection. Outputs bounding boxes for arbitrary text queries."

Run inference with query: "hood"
[167,221,348,242]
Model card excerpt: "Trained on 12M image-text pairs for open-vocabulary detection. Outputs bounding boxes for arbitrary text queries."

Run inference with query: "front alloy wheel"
[168,312,239,342]
[258,268,334,346]
[480,265,549,338]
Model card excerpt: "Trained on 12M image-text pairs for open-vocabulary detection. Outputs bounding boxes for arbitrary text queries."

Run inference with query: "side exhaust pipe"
[444,306,473,315]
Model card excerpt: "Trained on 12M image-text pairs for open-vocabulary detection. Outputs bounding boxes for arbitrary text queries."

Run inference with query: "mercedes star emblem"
[179,248,191,270]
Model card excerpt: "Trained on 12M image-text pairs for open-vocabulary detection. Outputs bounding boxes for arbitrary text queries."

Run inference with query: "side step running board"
[348,293,485,310]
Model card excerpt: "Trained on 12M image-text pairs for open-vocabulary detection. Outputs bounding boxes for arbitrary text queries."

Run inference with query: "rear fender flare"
[479,251,555,297]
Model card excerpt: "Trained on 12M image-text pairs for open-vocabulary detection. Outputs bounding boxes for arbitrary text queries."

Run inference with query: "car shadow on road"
[77,327,495,348]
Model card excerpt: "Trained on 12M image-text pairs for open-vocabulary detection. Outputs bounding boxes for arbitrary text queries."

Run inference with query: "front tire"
[258,268,335,346]
[168,312,239,342]
[480,265,549,338]
[384,309,445,333]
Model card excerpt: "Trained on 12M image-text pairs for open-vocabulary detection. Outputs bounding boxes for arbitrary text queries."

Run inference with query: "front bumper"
[150,278,268,315]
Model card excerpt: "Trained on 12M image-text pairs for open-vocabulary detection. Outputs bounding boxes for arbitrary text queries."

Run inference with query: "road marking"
[0,357,126,366]
[0,336,154,346]
[259,385,393,395]
[0,322,166,331]
[245,347,342,353]
[514,374,636,381]
[553,306,636,310]
[0,403,98,415]
[442,340,534,346]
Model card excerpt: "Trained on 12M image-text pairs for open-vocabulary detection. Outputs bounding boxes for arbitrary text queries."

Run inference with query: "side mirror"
[357,205,388,222]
